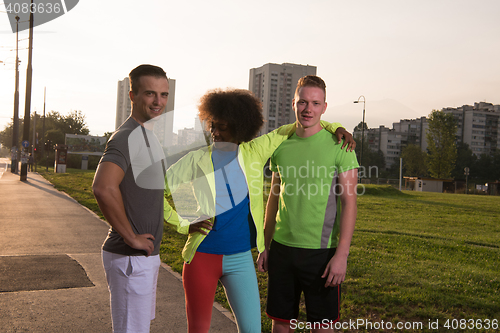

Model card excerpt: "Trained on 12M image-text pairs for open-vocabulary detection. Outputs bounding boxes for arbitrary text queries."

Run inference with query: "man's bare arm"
[257,172,281,272]
[92,161,155,256]
[322,168,358,287]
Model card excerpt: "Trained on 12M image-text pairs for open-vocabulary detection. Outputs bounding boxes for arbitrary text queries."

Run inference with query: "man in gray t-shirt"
[92,64,169,333]
[100,117,164,256]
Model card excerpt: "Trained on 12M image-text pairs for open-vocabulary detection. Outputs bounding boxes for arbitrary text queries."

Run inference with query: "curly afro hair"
[198,88,264,143]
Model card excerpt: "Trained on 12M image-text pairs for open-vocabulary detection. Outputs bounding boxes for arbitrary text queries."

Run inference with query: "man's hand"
[257,249,269,272]
[334,127,356,151]
[93,162,157,256]
[188,218,213,235]
[125,233,155,256]
[321,253,348,287]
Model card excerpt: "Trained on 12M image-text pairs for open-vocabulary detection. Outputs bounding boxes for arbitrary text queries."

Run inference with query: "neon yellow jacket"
[164,121,341,263]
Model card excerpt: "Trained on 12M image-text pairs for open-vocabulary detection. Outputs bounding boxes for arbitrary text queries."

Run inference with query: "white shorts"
[102,250,161,333]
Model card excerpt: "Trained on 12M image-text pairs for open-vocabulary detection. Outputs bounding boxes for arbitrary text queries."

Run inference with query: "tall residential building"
[155,79,175,148]
[442,102,500,156]
[115,78,131,129]
[115,77,176,147]
[177,127,205,147]
[249,63,316,135]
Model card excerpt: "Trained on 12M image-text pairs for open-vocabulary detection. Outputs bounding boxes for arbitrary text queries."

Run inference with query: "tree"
[353,135,385,178]
[426,110,457,179]
[353,121,371,172]
[0,144,9,158]
[0,110,89,148]
[493,151,500,181]
[45,129,65,145]
[401,144,427,177]
[0,125,14,150]
[353,121,368,133]
[56,110,89,136]
[361,149,386,177]
[474,153,500,182]
[103,131,113,142]
[451,142,477,180]
[382,161,401,179]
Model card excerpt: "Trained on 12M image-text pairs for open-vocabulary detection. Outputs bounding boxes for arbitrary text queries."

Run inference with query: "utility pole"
[353,95,366,168]
[399,158,403,191]
[41,88,46,157]
[464,167,470,194]
[20,1,34,181]
[11,16,20,173]
[32,111,37,172]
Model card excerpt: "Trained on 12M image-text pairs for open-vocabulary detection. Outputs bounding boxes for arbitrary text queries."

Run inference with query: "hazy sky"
[1,0,499,138]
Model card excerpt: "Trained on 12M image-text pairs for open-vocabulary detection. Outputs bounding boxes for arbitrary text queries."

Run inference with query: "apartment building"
[356,102,499,169]
[442,102,500,156]
[115,77,131,129]
[249,63,316,135]
[358,117,429,169]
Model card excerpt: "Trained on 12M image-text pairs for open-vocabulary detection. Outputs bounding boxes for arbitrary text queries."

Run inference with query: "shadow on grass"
[358,185,412,197]
[356,229,499,249]
[402,198,500,216]
[360,185,500,216]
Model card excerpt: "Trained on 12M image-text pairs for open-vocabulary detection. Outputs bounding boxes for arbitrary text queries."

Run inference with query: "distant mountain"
[323,99,424,133]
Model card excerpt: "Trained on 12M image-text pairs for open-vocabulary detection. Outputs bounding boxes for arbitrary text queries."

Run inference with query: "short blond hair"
[295,75,326,101]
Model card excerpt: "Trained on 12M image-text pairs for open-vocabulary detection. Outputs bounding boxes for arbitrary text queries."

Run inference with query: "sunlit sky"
[1,0,499,138]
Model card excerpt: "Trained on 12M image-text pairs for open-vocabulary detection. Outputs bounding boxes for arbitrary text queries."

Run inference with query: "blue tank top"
[197,147,256,254]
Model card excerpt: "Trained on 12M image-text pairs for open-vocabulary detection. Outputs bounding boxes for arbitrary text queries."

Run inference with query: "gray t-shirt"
[100,117,164,256]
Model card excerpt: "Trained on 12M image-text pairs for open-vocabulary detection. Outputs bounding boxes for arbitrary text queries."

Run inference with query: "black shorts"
[266,241,341,323]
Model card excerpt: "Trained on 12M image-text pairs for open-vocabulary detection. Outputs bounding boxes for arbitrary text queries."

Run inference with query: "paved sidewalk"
[0,162,237,332]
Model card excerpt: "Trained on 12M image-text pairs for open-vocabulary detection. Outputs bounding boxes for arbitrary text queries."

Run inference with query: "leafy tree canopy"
[0,110,89,148]
[401,144,428,177]
[426,110,457,179]
[353,121,369,133]
[451,142,477,180]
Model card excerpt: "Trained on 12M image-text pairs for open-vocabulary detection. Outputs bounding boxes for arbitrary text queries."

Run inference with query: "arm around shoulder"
[245,122,296,161]
[320,120,342,133]
[319,120,356,151]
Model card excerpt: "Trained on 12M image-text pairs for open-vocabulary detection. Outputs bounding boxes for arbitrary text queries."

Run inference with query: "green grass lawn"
[341,186,499,332]
[39,169,500,332]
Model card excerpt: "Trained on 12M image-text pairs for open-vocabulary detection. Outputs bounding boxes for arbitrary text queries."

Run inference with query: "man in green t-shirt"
[257,75,359,332]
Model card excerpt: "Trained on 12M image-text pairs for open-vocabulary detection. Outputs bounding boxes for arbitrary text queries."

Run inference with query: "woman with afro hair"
[164,88,353,333]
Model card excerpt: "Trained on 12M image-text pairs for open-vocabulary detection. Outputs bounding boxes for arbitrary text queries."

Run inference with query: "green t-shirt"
[270,129,359,249]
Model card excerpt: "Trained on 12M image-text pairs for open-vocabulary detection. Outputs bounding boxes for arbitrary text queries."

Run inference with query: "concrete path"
[0,158,237,332]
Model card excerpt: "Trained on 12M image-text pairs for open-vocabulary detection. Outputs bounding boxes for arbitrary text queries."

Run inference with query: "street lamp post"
[353,95,366,167]
[11,16,21,173]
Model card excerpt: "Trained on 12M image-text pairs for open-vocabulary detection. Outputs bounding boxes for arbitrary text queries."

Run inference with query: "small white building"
[415,178,454,193]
